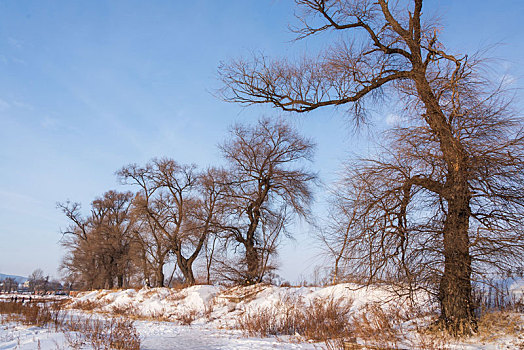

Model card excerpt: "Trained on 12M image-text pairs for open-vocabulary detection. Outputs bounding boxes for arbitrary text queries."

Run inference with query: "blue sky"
[0,1,522,282]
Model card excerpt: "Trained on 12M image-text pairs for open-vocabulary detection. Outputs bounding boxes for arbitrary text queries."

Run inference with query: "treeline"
[1,269,63,294]
[59,118,316,290]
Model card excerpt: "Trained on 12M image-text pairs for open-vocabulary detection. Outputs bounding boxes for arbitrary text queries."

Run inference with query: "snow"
[0,318,317,350]
[508,278,524,301]
[1,282,523,349]
[137,322,315,350]
[0,322,68,349]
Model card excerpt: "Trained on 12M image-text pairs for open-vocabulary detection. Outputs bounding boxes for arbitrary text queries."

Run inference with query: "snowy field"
[0,320,317,349]
[1,281,523,349]
[2,316,523,350]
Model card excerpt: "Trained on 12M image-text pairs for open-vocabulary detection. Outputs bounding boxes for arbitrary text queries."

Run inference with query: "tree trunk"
[413,70,476,333]
[155,265,165,287]
[245,241,260,284]
[206,236,217,285]
[175,251,195,285]
[106,276,114,289]
[439,184,476,334]
[117,274,124,288]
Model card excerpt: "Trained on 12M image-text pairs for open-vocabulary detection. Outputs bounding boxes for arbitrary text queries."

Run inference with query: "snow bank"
[69,285,222,321]
[66,283,429,327]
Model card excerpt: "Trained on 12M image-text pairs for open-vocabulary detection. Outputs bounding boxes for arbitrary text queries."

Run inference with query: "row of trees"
[60,118,316,290]
[59,0,524,335]
[0,278,18,293]
[1,269,62,294]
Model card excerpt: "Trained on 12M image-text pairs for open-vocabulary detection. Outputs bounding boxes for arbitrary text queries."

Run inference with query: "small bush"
[302,297,352,341]
[350,303,403,349]
[177,309,197,325]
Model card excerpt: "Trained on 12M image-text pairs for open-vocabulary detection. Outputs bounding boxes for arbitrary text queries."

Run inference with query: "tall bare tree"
[218,118,316,283]
[59,190,137,289]
[59,200,104,290]
[131,195,172,287]
[93,191,137,288]
[218,0,524,332]
[188,167,229,284]
[118,159,219,285]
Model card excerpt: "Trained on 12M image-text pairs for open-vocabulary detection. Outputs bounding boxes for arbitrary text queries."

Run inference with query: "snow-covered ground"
[68,283,409,327]
[0,320,316,349]
[1,281,523,349]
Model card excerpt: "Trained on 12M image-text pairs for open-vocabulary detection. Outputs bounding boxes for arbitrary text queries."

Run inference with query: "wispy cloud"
[41,116,60,130]
[0,189,58,224]
[0,189,42,206]
[501,73,517,88]
[7,37,23,49]
[0,98,10,111]
[385,113,405,126]
[12,100,34,110]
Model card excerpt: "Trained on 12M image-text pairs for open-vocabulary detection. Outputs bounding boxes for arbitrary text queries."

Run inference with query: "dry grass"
[70,299,101,311]
[477,310,523,343]
[0,300,24,316]
[203,298,216,321]
[167,290,187,302]
[65,315,141,350]
[0,300,65,329]
[0,300,141,349]
[110,304,137,316]
[302,297,353,341]
[236,295,352,341]
[176,309,198,325]
[322,302,452,350]
[349,303,403,349]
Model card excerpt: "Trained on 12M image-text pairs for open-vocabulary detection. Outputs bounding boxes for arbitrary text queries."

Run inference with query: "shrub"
[176,309,197,325]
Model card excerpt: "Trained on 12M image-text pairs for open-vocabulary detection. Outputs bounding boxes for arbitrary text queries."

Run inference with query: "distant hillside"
[0,273,28,284]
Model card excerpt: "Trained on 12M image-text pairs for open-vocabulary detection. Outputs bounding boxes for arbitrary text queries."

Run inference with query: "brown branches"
[218,118,317,283]
[58,191,137,290]
[219,53,412,116]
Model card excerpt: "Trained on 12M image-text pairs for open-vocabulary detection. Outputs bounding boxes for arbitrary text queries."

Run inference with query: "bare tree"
[28,269,47,293]
[1,277,18,293]
[118,159,218,285]
[59,190,138,289]
[218,118,316,284]
[59,201,102,289]
[218,0,524,332]
[93,191,137,288]
[132,194,172,287]
[325,99,524,288]
[188,167,229,284]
